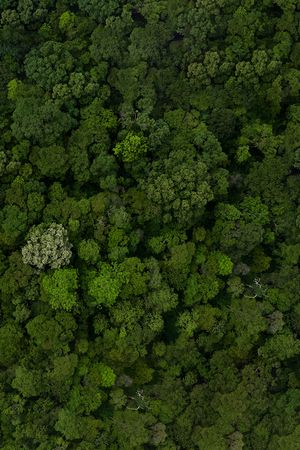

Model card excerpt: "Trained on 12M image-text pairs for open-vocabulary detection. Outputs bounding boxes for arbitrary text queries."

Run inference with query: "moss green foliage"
[89,363,116,387]
[41,268,78,310]
[0,1,300,448]
[206,251,234,276]
[113,132,148,162]
[88,263,122,307]
[78,239,100,264]
[59,11,75,31]
[30,145,68,179]
[7,79,20,100]
[0,322,23,366]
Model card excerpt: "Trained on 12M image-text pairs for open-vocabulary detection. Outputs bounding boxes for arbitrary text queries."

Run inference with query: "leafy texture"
[22,223,72,270]
[41,269,78,311]
[0,1,300,448]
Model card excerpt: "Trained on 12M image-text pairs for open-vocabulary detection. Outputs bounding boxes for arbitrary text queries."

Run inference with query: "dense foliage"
[0,1,300,449]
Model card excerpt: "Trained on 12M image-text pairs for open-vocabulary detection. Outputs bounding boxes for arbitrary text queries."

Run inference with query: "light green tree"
[41,268,78,311]
[88,263,123,307]
[87,363,116,387]
[113,132,148,162]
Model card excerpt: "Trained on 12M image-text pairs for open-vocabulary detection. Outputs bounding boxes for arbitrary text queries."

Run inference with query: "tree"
[140,148,213,226]
[68,384,103,414]
[55,408,80,440]
[0,322,23,366]
[119,257,148,299]
[0,0,300,447]
[59,11,76,33]
[111,410,153,449]
[192,425,227,450]
[163,243,195,291]
[78,239,100,264]
[24,41,74,91]
[204,251,234,276]
[77,0,119,22]
[258,332,300,363]
[88,263,123,307]
[86,362,116,388]
[268,425,300,450]
[0,205,27,247]
[29,145,68,179]
[26,312,77,353]
[22,223,72,270]
[184,273,220,305]
[47,354,78,400]
[12,366,43,398]
[113,132,148,162]
[41,268,78,311]
[11,91,75,146]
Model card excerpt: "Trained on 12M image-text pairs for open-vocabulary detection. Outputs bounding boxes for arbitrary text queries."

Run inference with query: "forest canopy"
[0,0,300,449]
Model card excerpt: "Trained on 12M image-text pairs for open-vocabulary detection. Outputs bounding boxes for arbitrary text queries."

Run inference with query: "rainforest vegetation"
[0,0,300,449]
